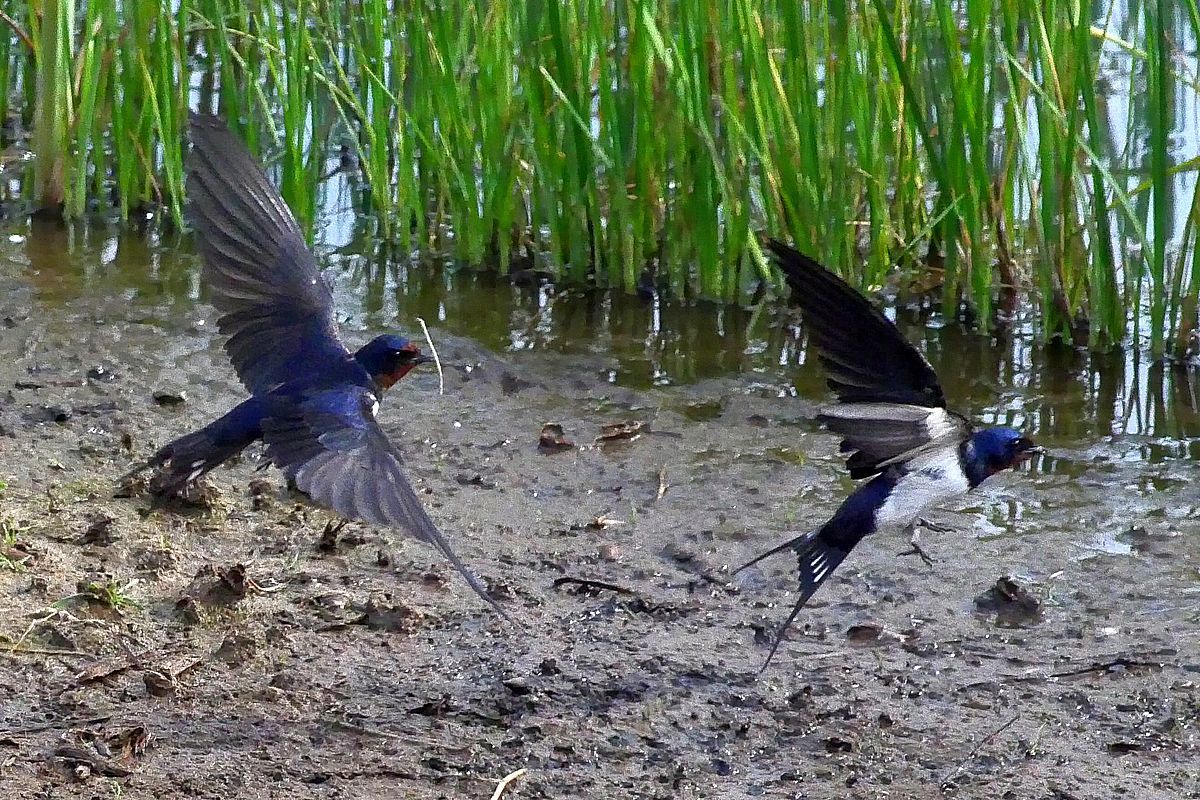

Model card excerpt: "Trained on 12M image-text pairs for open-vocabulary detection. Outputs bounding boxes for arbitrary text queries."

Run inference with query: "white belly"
[874,449,970,533]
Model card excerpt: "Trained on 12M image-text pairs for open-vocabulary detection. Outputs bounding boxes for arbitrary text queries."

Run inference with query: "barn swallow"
[124,112,504,615]
[737,240,1041,670]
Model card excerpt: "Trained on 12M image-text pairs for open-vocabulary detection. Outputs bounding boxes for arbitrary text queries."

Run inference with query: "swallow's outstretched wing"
[767,239,944,407]
[260,386,505,615]
[187,112,350,395]
[767,239,969,478]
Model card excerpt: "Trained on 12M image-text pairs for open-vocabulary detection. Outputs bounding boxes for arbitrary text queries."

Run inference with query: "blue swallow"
[737,241,1042,669]
[125,113,503,615]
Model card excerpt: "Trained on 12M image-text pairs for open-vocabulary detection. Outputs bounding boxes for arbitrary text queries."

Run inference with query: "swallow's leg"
[897,523,936,567]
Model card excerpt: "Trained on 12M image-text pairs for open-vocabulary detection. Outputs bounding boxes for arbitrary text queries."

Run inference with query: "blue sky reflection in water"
[4,217,1197,465]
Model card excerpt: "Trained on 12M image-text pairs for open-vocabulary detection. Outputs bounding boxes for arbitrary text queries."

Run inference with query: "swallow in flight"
[738,240,1041,669]
[124,113,503,614]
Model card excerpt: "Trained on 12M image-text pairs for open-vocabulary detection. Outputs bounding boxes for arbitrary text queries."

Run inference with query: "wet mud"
[1,237,1199,799]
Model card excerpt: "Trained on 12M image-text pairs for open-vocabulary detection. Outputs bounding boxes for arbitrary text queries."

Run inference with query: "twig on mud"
[551,576,636,595]
[779,649,851,662]
[940,714,1020,789]
[7,607,110,655]
[415,317,445,395]
[552,577,685,615]
[656,466,668,500]
[0,715,113,737]
[490,768,527,800]
[958,655,1168,690]
[1046,657,1160,678]
[0,646,91,658]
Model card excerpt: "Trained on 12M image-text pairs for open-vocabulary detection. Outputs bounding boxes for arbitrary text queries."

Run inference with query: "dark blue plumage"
[738,241,1041,670]
[125,113,502,614]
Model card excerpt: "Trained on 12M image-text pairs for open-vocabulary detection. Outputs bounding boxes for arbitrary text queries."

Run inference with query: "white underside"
[873,447,969,534]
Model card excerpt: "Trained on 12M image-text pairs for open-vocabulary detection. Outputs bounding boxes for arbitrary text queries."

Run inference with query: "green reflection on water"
[2,219,1197,461]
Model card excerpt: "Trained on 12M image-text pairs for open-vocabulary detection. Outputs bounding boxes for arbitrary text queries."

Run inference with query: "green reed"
[29,0,73,212]
[1,0,1197,356]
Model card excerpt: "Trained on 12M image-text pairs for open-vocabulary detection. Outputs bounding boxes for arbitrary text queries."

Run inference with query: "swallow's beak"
[1017,442,1045,462]
[415,354,437,366]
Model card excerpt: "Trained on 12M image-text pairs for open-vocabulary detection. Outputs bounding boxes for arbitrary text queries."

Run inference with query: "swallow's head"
[968,426,1043,476]
[355,334,435,390]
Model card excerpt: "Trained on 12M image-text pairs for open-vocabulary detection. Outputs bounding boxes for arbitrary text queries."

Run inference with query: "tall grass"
[0,0,1197,357]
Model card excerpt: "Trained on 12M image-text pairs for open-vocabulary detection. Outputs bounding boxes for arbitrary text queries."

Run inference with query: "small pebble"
[153,390,187,407]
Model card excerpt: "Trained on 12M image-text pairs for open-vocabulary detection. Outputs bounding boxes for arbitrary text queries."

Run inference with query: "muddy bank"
[1,243,1199,799]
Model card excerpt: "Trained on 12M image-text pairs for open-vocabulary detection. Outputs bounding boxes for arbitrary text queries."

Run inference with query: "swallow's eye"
[1012,437,1030,452]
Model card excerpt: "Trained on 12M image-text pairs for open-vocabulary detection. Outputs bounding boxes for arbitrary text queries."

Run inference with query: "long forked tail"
[735,528,852,673]
[120,428,244,499]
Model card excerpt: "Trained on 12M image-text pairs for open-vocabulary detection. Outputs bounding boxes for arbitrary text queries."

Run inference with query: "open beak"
[415,354,437,366]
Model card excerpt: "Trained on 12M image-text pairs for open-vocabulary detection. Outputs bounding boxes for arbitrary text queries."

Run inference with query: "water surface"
[4,216,1197,467]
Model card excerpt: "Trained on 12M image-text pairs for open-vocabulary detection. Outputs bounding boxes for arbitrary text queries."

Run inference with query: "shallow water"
[6,215,1199,461]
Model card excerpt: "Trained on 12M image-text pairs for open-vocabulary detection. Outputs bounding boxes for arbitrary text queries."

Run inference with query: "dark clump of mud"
[1,256,1199,799]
